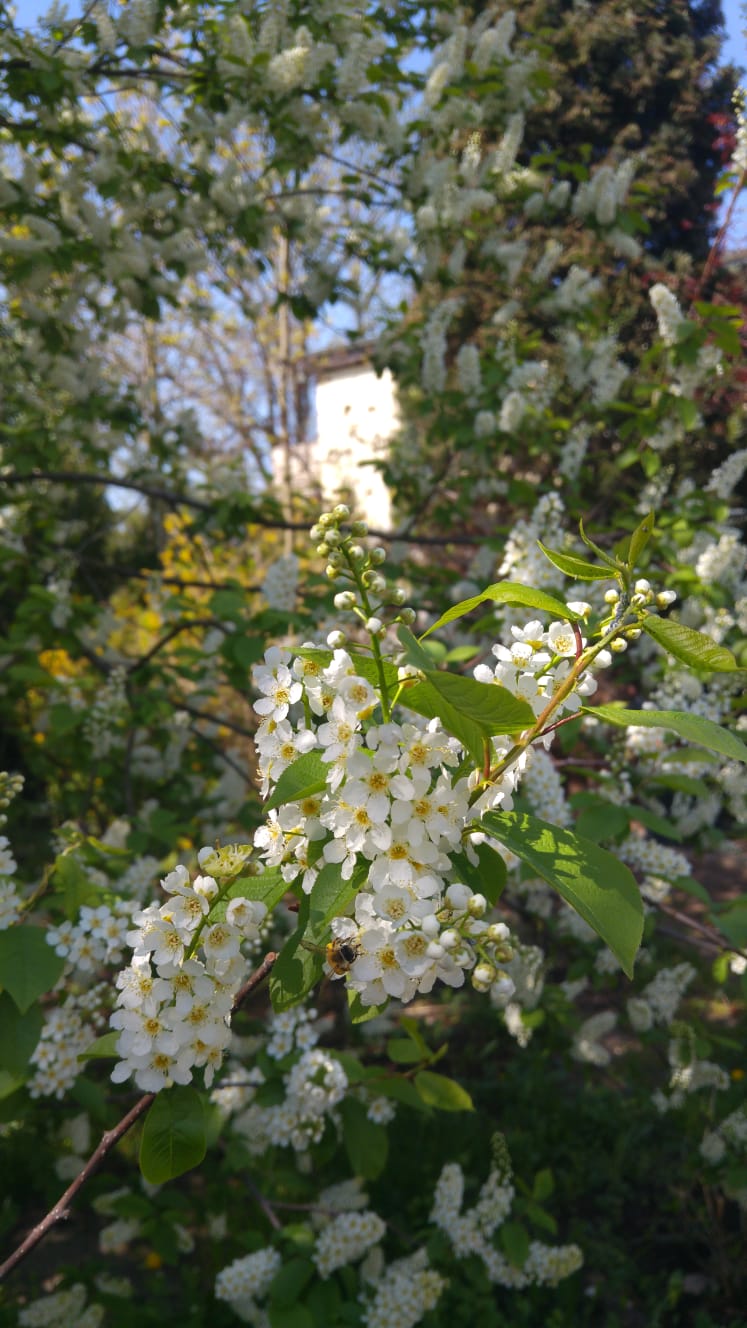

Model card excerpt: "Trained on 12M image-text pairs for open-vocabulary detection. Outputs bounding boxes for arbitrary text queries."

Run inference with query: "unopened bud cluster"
[309,507,414,644]
[601,579,677,651]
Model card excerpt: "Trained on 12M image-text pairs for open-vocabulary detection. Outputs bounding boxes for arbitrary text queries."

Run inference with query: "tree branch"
[0,951,277,1283]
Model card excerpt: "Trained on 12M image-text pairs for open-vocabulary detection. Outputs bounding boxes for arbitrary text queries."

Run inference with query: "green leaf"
[449,843,507,904]
[537,542,615,581]
[309,861,366,928]
[627,806,683,841]
[672,876,712,906]
[53,854,101,918]
[583,704,747,763]
[575,802,630,843]
[269,1258,315,1309]
[397,623,434,672]
[423,580,582,639]
[0,927,66,1013]
[499,1220,530,1268]
[340,1097,388,1178]
[713,902,747,949]
[264,751,328,813]
[414,1071,474,1112]
[0,993,42,1077]
[642,617,738,672]
[370,1075,431,1112]
[297,647,398,692]
[269,1304,314,1328]
[78,1031,120,1061]
[387,1037,424,1065]
[532,1168,554,1202]
[522,1200,558,1236]
[139,1086,207,1184]
[269,896,325,1013]
[403,672,534,767]
[347,989,389,1024]
[482,811,643,977]
[579,519,620,568]
[626,511,655,567]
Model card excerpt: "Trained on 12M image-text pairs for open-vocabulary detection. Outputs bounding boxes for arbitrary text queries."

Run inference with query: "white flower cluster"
[431,1159,582,1289]
[618,834,691,905]
[261,553,299,611]
[46,899,138,973]
[313,1209,387,1278]
[28,982,110,1099]
[0,833,21,929]
[110,858,267,1091]
[431,1160,514,1255]
[214,1246,281,1325]
[653,1025,730,1112]
[361,1248,446,1328]
[700,1105,747,1167]
[626,962,696,1032]
[18,1284,103,1328]
[571,1010,617,1066]
[232,1046,349,1153]
[265,1002,321,1060]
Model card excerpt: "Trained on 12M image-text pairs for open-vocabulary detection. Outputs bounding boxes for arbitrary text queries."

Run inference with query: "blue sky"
[8,0,747,242]
[10,0,747,64]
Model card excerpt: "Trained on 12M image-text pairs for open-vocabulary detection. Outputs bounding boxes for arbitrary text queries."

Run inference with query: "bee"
[302,936,362,977]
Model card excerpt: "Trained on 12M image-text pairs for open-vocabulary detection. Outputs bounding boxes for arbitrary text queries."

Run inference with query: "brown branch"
[0,952,277,1283]
[0,471,484,545]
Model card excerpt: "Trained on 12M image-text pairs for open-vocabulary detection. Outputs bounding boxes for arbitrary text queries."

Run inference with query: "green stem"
[343,544,392,722]
[475,616,636,799]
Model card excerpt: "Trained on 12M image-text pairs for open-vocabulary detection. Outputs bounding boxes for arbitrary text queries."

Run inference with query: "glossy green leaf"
[626,511,655,567]
[0,993,42,1077]
[414,1071,474,1112]
[309,860,366,927]
[641,616,738,672]
[449,843,507,904]
[422,580,582,639]
[575,802,630,843]
[397,623,433,672]
[297,647,398,692]
[713,902,747,949]
[403,671,534,767]
[500,1220,530,1268]
[53,854,101,918]
[387,1037,424,1064]
[78,1030,120,1061]
[583,704,747,763]
[269,896,325,1013]
[482,811,643,977]
[264,750,328,813]
[139,1086,207,1184]
[269,1258,315,1309]
[340,1097,388,1178]
[348,989,389,1024]
[0,927,66,1013]
[537,542,615,581]
[269,1305,314,1328]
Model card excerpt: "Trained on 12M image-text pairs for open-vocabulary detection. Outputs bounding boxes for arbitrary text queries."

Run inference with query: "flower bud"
[389,587,406,605]
[365,617,383,634]
[370,547,387,565]
[327,630,346,649]
[604,589,619,604]
[656,590,677,608]
[399,607,416,625]
[440,928,460,950]
[350,520,368,536]
[610,637,628,652]
[487,922,510,943]
[333,591,357,611]
[333,504,351,521]
[634,579,651,595]
[467,893,487,918]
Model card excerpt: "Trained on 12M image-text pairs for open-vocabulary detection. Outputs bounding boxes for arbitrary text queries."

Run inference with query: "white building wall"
[306,363,398,531]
